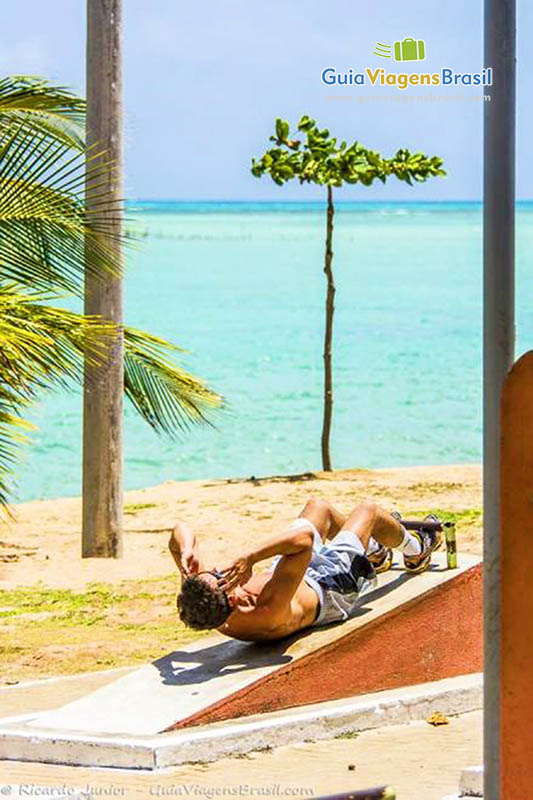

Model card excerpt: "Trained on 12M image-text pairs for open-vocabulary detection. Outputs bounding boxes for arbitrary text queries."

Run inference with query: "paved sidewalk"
[0,667,134,718]
[0,709,482,800]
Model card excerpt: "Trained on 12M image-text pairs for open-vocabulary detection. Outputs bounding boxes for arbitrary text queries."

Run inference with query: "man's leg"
[340,502,404,550]
[298,497,347,543]
[340,502,442,574]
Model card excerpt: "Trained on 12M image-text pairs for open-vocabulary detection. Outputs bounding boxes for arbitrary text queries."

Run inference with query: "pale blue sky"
[3,1,532,199]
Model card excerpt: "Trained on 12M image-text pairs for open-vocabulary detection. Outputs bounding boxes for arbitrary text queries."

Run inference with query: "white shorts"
[271,518,378,627]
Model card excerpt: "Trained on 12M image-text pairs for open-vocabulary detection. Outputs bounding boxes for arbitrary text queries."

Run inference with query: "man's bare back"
[170,497,441,642]
[170,511,322,641]
[216,573,318,641]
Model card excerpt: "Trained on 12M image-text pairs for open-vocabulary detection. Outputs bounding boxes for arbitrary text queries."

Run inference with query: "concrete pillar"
[483,1,516,796]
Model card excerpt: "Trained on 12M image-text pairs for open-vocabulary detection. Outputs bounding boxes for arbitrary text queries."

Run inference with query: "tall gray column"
[483,0,516,796]
[82,0,124,557]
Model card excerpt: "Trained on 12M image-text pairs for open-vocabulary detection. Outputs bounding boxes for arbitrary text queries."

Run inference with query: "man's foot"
[403,524,443,574]
[367,544,393,573]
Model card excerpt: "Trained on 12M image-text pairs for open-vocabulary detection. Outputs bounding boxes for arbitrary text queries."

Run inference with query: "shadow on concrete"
[155,566,424,687]
[154,639,293,686]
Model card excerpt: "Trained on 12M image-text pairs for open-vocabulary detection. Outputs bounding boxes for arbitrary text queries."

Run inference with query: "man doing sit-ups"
[169,498,442,642]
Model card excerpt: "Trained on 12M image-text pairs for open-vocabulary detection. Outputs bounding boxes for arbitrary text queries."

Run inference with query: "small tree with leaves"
[252,116,445,471]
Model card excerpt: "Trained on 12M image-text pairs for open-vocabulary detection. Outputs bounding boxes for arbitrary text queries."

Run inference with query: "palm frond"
[0,77,223,511]
[0,407,33,513]
[0,287,114,511]
[123,328,223,436]
[0,289,223,509]
[0,288,115,398]
[0,124,123,294]
[0,76,85,151]
[0,291,222,437]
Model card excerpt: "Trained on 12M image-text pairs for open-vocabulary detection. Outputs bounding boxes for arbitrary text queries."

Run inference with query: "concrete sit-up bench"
[0,552,482,769]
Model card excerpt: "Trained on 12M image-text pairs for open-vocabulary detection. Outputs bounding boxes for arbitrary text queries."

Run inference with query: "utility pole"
[82,0,124,557]
[483,0,516,796]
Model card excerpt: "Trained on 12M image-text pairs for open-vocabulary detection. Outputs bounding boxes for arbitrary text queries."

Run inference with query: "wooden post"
[82,0,124,557]
[500,351,533,797]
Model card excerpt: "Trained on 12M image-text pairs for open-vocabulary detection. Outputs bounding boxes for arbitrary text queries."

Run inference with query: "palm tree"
[0,76,221,512]
[84,0,125,556]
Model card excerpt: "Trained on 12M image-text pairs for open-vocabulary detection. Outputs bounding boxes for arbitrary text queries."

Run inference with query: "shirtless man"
[169,498,442,642]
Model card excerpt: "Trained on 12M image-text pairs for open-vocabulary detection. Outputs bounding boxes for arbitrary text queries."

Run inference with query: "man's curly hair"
[177,575,232,630]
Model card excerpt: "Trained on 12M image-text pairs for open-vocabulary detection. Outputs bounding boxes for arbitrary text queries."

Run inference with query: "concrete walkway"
[0,710,482,800]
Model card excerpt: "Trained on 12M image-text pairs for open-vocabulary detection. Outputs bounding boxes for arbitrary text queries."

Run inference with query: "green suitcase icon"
[394,38,426,62]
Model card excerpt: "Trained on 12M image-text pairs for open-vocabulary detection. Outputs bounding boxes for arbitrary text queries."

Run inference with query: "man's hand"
[169,522,203,577]
[219,554,253,592]
[180,547,200,578]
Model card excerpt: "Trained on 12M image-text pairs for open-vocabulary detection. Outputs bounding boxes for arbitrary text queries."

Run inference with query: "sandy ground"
[0,465,483,796]
[0,463,482,590]
[0,464,482,682]
[0,709,482,800]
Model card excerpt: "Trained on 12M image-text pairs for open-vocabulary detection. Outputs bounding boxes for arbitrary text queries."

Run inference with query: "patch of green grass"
[334,730,359,740]
[408,481,465,493]
[0,645,26,655]
[124,502,158,514]
[409,508,482,528]
[0,584,129,625]
[0,575,208,682]
[0,580,180,629]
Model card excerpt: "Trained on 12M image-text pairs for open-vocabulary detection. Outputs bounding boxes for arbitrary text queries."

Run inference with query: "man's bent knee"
[302,496,329,516]
[352,501,381,517]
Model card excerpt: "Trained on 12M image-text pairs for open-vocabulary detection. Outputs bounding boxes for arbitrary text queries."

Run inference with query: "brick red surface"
[170,563,482,730]
[501,351,533,799]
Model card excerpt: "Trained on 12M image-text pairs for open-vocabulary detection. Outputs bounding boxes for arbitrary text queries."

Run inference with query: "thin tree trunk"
[321,185,335,471]
[82,0,124,557]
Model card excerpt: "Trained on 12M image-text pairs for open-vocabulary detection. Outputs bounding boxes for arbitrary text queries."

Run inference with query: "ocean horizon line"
[126,198,533,214]
[126,197,533,205]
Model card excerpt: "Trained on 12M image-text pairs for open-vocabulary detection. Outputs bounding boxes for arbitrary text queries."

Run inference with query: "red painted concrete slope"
[33,554,481,737]
[174,560,482,729]
[501,351,533,799]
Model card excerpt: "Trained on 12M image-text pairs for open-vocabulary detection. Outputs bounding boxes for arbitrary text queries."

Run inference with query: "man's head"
[177,572,232,630]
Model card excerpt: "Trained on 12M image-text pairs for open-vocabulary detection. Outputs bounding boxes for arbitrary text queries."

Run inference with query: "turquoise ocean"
[16,201,533,502]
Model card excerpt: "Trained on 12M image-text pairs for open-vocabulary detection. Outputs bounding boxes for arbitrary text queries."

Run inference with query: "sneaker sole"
[369,547,393,574]
[404,532,444,575]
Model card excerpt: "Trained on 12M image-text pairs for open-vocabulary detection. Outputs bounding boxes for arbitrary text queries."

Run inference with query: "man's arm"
[255,526,315,615]
[168,522,204,577]
[220,525,314,613]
